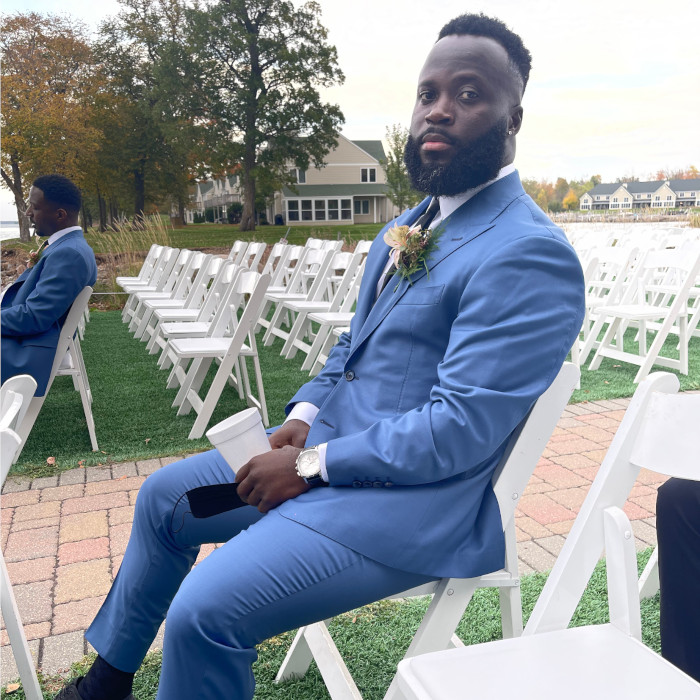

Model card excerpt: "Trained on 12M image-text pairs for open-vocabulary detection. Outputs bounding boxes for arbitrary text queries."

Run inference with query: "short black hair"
[438,13,532,93]
[32,174,82,214]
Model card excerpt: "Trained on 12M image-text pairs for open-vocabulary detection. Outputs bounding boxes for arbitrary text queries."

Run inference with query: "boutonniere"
[383,222,443,289]
[25,240,48,269]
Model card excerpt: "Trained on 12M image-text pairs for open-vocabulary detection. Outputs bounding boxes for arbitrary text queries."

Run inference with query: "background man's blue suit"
[85,172,585,698]
[1,229,97,395]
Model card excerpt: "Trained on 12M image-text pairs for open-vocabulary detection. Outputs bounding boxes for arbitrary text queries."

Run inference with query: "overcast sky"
[2,0,698,219]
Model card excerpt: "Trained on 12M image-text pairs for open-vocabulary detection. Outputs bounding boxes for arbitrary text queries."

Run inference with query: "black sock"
[78,656,134,700]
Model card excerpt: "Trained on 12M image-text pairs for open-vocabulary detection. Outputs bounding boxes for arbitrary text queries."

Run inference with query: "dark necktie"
[377,198,440,296]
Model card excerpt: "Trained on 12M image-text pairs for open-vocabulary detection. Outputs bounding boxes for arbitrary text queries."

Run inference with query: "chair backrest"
[240,242,266,271]
[0,375,38,433]
[302,249,336,301]
[262,242,289,278]
[134,244,163,282]
[523,371,695,636]
[194,261,239,323]
[325,252,364,312]
[492,362,581,528]
[226,240,246,263]
[178,253,214,308]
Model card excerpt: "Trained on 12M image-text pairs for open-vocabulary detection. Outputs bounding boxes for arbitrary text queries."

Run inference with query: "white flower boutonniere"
[383,222,442,289]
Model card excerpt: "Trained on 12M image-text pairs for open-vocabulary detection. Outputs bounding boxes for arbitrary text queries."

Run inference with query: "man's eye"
[418,90,435,103]
[459,90,478,100]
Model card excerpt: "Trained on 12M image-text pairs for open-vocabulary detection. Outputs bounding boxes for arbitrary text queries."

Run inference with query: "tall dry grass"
[690,211,700,228]
[89,214,173,309]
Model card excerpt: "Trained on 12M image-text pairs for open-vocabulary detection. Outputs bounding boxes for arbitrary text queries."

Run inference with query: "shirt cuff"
[285,402,319,426]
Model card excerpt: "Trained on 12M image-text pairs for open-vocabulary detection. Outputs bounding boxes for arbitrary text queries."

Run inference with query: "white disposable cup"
[205,407,270,474]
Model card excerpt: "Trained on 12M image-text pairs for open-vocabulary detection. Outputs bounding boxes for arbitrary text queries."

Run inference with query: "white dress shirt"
[46,225,82,246]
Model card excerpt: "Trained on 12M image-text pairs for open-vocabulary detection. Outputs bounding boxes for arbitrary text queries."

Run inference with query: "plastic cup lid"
[206,407,262,443]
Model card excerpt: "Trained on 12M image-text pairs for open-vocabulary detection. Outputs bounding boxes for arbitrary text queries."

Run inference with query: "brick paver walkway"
[0,398,668,681]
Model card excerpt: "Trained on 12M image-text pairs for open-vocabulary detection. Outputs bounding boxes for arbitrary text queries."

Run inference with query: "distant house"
[187,134,398,225]
[579,179,700,211]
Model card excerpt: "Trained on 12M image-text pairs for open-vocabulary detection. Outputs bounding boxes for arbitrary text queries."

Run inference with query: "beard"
[404,118,508,197]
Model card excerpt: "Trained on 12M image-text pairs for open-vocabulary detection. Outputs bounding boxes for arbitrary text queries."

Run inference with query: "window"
[287,200,299,221]
[301,199,312,221]
[314,200,326,220]
[666,195,672,201]
[596,196,600,201]
[290,168,306,184]
[691,192,696,197]
[612,197,618,202]
[341,199,352,220]
[354,199,370,215]
[328,199,339,220]
[361,168,376,183]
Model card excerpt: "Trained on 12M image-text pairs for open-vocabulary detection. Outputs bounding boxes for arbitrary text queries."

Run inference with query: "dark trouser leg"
[656,477,700,682]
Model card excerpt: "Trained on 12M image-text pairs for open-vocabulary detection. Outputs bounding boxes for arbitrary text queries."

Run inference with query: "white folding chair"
[166,271,271,439]
[1,374,43,700]
[262,249,335,347]
[120,246,180,321]
[11,287,94,464]
[130,253,213,341]
[115,243,163,286]
[238,241,266,271]
[152,262,242,364]
[282,254,364,361]
[275,363,580,700]
[589,248,700,382]
[394,372,700,700]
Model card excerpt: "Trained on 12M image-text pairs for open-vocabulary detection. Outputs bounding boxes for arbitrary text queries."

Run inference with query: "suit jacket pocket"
[396,284,444,305]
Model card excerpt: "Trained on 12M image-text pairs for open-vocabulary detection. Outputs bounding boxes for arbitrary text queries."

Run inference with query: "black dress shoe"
[54,677,135,700]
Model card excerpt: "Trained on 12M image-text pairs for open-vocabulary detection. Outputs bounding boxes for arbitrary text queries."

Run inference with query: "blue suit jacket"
[1,229,97,395]
[277,172,585,578]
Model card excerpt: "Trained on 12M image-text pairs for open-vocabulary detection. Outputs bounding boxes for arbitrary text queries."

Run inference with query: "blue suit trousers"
[86,450,433,699]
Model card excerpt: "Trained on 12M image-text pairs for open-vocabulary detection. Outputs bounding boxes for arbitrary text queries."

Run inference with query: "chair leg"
[174,358,212,413]
[301,325,332,372]
[0,556,43,700]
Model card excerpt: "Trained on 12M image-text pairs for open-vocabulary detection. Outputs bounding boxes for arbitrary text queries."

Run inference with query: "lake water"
[1,221,22,242]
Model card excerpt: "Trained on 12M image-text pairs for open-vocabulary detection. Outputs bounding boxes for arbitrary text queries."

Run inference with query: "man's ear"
[55,207,69,225]
[509,106,523,135]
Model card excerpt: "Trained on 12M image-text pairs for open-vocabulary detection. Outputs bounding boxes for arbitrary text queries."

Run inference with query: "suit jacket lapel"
[350,172,525,356]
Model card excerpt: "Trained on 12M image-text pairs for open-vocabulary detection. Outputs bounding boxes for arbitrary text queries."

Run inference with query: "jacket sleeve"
[0,246,91,338]
[324,235,585,486]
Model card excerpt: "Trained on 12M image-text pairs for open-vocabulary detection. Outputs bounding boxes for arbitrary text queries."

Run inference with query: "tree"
[535,189,549,212]
[0,13,102,240]
[553,177,569,204]
[95,0,212,222]
[190,0,345,231]
[382,124,422,214]
[562,188,579,211]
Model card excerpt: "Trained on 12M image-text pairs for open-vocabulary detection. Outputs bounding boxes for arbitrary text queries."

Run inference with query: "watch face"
[297,449,320,478]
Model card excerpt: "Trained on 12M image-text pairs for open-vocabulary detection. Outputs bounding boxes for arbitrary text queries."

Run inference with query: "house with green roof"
[579,179,700,211]
[188,134,397,225]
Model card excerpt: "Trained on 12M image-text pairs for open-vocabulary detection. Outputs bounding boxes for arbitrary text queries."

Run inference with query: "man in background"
[1,174,97,395]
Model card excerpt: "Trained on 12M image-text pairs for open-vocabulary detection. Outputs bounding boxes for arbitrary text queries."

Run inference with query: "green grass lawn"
[10,309,700,478]
[1,549,661,699]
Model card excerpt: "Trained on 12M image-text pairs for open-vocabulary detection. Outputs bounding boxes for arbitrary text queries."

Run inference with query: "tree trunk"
[239,129,257,232]
[1,158,32,242]
[178,198,186,227]
[134,162,146,220]
[97,185,107,232]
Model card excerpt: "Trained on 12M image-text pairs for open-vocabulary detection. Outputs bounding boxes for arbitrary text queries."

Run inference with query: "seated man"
[54,13,585,700]
[656,478,700,683]
[1,174,97,395]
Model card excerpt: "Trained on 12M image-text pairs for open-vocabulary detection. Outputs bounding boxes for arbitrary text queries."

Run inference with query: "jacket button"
[362,481,373,488]
[372,481,383,488]
[384,481,394,488]
[344,370,355,381]
[352,480,362,488]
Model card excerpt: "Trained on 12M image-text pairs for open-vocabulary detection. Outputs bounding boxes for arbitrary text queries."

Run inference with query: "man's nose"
[426,97,454,124]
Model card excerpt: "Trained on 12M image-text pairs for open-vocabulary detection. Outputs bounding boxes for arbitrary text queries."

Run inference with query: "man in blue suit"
[56,14,585,700]
[1,174,97,395]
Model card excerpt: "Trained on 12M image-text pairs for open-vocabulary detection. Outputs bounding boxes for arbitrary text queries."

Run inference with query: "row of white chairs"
[117,237,372,439]
[569,230,700,383]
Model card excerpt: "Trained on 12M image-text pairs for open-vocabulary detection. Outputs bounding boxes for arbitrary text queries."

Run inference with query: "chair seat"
[161,322,210,337]
[308,311,355,324]
[592,303,687,320]
[285,300,332,312]
[396,624,700,700]
[155,308,201,322]
[264,292,306,303]
[144,298,187,310]
[170,337,252,358]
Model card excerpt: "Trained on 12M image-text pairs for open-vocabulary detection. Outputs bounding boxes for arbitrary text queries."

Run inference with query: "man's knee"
[657,478,700,528]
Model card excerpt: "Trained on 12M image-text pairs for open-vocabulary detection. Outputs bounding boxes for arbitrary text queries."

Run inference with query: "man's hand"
[235,445,309,513]
[269,419,310,449]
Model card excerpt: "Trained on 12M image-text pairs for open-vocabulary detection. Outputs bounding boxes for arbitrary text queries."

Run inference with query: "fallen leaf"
[78,460,85,467]
[145,438,151,444]
[352,616,357,624]
[46,456,56,466]
[118,475,127,480]
[5,683,20,693]
[604,381,610,384]
[613,364,621,368]
[100,450,107,454]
